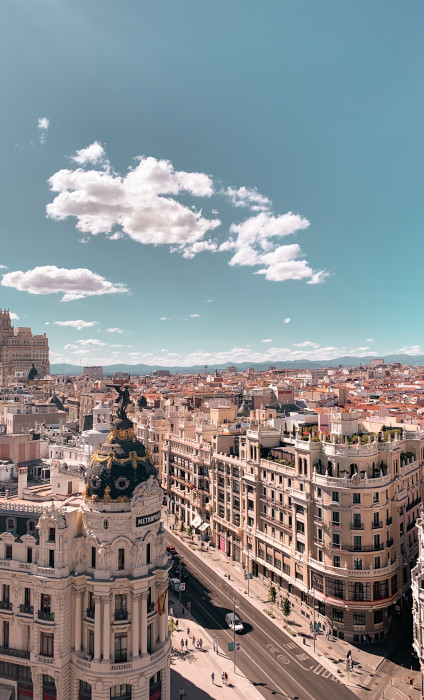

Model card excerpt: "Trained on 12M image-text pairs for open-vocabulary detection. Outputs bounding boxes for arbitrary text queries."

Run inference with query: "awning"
[199,522,210,532]
[191,516,203,529]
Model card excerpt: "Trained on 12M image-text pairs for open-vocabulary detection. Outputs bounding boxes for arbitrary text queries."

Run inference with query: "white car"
[225,612,244,633]
[169,577,181,592]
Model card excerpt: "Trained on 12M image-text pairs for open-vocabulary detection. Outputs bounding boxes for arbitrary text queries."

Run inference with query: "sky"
[1,0,424,368]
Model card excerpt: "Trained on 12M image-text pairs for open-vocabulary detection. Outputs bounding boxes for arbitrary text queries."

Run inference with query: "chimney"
[18,466,28,499]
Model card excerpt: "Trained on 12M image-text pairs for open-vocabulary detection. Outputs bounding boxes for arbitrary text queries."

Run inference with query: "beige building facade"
[0,311,49,385]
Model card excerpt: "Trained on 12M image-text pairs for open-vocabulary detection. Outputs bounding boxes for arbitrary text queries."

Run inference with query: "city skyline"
[1,1,424,368]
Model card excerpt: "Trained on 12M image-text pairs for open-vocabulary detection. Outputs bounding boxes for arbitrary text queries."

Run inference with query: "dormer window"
[27,520,35,534]
[48,528,55,543]
[6,519,15,531]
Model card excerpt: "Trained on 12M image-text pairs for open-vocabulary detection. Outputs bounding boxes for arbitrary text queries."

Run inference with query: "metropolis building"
[0,402,171,699]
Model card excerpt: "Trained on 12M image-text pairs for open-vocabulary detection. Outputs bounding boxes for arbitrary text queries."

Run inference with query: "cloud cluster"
[47,153,219,254]
[45,144,330,286]
[107,327,124,333]
[38,117,49,144]
[1,266,128,302]
[54,320,98,331]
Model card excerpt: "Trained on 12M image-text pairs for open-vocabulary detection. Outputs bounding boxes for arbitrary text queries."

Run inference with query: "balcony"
[19,604,33,615]
[386,517,393,526]
[343,543,384,552]
[407,521,416,532]
[406,498,421,512]
[331,521,341,528]
[0,646,30,659]
[386,537,394,547]
[0,601,12,611]
[372,521,383,529]
[38,610,54,621]
[86,607,95,619]
[351,523,364,530]
[114,610,128,621]
[114,653,128,663]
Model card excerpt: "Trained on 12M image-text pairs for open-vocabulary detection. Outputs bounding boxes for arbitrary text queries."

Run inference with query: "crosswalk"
[309,664,333,679]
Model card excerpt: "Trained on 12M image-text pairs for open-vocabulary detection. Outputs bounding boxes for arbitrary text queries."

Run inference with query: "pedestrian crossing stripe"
[309,665,333,678]
[284,642,296,649]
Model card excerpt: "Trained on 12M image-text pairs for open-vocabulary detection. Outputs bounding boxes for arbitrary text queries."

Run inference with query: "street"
[166,532,358,700]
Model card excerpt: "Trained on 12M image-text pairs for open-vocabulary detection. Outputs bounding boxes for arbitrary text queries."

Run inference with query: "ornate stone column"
[141,592,148,655]
[132,593,140,658]
[94,595,102,661]
[74,590,83,653]
[103,594,111,663]
[159,591,167,643]
[31,670,43,700]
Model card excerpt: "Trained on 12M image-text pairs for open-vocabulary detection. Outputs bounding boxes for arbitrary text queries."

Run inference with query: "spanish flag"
[157,587,168,616]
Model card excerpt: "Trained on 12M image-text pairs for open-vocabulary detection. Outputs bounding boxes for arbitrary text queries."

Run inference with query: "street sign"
[314,622,319,632]
[228,642,234,651]
[248,573,253,579]
[236,643,241,651]
[180,583,186,591]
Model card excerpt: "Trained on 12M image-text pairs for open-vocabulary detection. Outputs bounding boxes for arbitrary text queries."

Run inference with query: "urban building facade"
[0,311,49,385]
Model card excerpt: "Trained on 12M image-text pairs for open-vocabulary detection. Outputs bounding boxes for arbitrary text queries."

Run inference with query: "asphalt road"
[166,533,357,700]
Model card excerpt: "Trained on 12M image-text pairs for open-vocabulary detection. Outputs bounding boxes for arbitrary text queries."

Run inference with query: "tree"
[179,521,185,534]
[174,514,178,526]
[168,617,178,640]
[282,597,291,618]
[186,525,193,538]
[268,584,277,605]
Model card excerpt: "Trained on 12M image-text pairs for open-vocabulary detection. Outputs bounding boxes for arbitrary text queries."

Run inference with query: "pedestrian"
[216,639,219,654]
[180,639,184,651]
[185,639,188,649]
[192,635,195,646]
[221,672,225,684]
[211,672,215,684]
[179,688,184,699]
[170,607,174,617]
[225,672,228,684]
[187,627,190,636]
[212,634,216,651]
[200,638,203,648]
[309,622,313,635]
[175,619,178,628]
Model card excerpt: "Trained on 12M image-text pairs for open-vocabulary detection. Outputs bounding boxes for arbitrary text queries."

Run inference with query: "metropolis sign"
[136,511,161,528]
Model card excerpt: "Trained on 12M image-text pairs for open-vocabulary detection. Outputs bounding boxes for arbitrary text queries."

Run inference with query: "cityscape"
[1,2,424,699]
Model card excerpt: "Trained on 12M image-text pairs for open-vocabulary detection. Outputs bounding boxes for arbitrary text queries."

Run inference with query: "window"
[353,493,361,504]
[353,536,362,551]
[400,522,404,536]
[2,586,9,603]
[110,685,132,699]
[5,545,12,560]
[48,527,55,542]
[24,588,31,607]
[88,629,94,657]
[353,513,362,528]
[3,621,9,649]
[118,549,125,570]
[353,558,362,570]
[373,492,379,504]
[317,506,322,520]
[48,550,55,568]
[374,610,383,624]
[40,632,54,657]
[333,556,340,568]
[296,521,305,534]
[348,581,370,601]
[114,633,127,663]
[318,550,323,562]
[296,541,305,554]
[115,594,127,620]
[26,547,33,564]
[374,556,381,570]
[104,520,109,530]
[373,580,388,600]
[79,680,92,699]
[353,612,365,626]
[374,534,381,550]
[333,608,343,623]
[149,671,161,699]
[391,574,398,595]
[6,519,14,531]
[332,511,340,525]
[41,594,51,612]
[326,578,345,600]
[317,528,323,542]
[91,547,96,568]
[146,542,151,564]
[332,491,339,503]
[332,534,340,548]
[27,520,35,533]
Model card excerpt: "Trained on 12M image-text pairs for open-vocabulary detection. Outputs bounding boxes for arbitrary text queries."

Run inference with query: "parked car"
[225,612,244,633]
[172,565,188,579]
[169,577,181,592]
[166,545,177,555]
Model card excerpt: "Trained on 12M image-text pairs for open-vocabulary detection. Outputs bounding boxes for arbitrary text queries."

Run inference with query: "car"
[166,545,177,555]
[172,565,188,579]
[225,612,244,633]
[169,577,181,592]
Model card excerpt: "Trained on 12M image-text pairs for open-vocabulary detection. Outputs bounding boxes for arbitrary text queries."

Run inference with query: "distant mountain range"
[50,354,424,376]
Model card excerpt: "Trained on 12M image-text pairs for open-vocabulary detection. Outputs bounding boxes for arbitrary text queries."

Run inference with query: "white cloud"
[397,345,423,356]
[107,327,124,333]
[221,212,329,284]
[365,338,374,343]
[160,348,168,352]
[293,341,319,348]
[226,186,271,211]
[205,299,213,303]
[74,339,105,347]
[0,265,8,270]
[72,141,105,165]
[160,317,169,321]
[47,154,219,254]
[190,314,200,318]
[284,318,291,324]
[1,265,129,302]
[54,320,98,331]
[9,312,19,320]
[261,339,272,343]
[178,239,218,259]
[38,117,50,144]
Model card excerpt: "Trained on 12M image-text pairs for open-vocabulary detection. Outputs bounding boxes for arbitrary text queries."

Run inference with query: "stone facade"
[0,311,49,385]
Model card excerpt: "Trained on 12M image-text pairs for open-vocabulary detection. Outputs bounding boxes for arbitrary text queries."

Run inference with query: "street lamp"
[312,573,316,652]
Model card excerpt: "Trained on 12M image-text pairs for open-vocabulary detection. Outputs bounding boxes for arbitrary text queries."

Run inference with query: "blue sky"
[1,1,424,367]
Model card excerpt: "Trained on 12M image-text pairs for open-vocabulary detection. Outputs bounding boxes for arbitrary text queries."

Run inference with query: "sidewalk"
[168,590,263,700]
[165,519,423,700]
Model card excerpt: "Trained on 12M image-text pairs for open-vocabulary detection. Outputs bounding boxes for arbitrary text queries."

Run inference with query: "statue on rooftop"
[113,385,131,418]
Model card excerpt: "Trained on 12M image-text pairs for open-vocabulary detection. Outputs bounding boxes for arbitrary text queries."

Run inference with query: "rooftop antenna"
[204,365,208,375]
